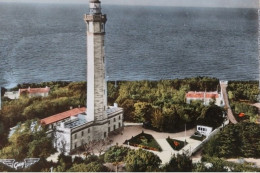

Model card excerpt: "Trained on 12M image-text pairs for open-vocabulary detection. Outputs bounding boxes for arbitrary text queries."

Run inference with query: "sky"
[0,0,258,8]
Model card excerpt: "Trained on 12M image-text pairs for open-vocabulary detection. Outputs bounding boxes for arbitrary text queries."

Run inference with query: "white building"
[4,86,50,99]
[41,0,124,154]
[186,91,224,106]
[3,91,19,99]
[41,106,123,153]
[53,106,123,153]
[197,125,213,137]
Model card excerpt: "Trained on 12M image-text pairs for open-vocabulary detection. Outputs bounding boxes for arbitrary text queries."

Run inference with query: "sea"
[0,2,258,88]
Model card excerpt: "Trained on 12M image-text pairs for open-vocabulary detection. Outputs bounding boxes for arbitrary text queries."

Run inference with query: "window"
[114,118,116,122]
[74,133,77,139]
[119,122,121,128]
[119,116,121,120]
[88,129,90,133]
[101,23,105,32]
[74,143,77,149]
[103,57,105,63]
[114,125,116,131]
[81,131,84,137]
[104,132,107,138]
[108,120,110,124]
[108,127,110,132]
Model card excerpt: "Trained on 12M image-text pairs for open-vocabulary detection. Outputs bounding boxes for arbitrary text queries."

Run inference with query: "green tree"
[84,155,100,164]
[54,153,73,172]
[68,162,107,172]
[107,82,119,105]
[151,108,164,131]
[134,102,153,122]
[119,99,136,121]
[27,137,55,158]
[104,146,129,163]
[197,105,224,128]
[163,153,192,172]
[104,146,130,171]
[125,149,161,172]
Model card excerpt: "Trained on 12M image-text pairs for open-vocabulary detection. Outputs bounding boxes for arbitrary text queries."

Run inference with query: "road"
[252,103,260,123]
[220,82,237,124]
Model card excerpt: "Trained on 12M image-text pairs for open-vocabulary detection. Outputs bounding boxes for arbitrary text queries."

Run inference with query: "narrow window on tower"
[101,23,104,32]
[103,56,105,63]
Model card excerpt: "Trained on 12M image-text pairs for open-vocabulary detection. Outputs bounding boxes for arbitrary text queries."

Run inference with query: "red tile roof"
[186,91,219,99]
[40,107,86,125]
[20,87,50,94]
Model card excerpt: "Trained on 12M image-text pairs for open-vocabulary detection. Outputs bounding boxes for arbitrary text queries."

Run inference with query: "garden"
[124,132,162,151]
[166,137,187,151]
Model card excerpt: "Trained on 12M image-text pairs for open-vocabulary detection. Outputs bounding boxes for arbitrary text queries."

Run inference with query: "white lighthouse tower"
[84,0,107,123]
[41,0,123,153]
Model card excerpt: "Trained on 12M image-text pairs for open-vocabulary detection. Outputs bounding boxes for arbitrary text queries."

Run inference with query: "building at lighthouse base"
[41,104,123,154]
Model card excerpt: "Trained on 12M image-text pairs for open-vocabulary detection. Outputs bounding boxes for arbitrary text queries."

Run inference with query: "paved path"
[220,82,237,124]
[252,103,260,123]
[155,139,175,164]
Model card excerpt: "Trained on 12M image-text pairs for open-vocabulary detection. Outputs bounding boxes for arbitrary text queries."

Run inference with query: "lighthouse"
[84,0,107,122]
[41,0,123,153]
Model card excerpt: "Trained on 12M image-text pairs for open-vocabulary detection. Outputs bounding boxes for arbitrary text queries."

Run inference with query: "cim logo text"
[0,158,40,170]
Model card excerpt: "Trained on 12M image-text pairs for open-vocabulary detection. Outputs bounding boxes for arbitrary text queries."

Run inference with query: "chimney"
[70,106,73,110]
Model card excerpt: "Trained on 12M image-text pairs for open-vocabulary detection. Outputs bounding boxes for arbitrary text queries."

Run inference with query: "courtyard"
[109,124,202,164]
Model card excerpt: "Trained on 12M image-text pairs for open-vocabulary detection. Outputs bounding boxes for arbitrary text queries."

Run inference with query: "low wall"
[124,122,143,126]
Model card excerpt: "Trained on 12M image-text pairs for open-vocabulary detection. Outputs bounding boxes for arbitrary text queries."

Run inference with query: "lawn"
[124,132,162,152]
[166,137,187,151]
